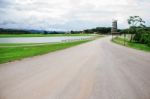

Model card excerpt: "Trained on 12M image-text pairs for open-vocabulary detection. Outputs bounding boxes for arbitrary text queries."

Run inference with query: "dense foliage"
[120,27,150,46]
[123,16,150,46]
[133,27,150,46]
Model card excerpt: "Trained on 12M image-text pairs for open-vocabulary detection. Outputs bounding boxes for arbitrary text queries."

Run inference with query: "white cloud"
[0,0,150,30]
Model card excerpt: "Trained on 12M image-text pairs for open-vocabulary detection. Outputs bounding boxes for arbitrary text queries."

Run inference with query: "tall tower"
[111,20,118,34]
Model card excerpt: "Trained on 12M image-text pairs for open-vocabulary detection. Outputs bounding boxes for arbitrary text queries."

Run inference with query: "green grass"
[0,39,96,64]
[0,43,41,46]
[112,37,150,52]
[0,34,95,38]
[0,43,54,47]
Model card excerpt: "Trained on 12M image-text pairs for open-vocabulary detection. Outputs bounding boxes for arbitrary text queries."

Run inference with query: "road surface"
[0,36,150,99]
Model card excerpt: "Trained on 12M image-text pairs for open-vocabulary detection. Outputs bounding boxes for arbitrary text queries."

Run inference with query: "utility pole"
[124,32,126,46]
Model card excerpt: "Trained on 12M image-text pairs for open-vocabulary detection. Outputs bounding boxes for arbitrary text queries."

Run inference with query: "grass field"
[0,34,96,38]
[112,36,150,52]
[0,43,55,47]
[0,38,97,64]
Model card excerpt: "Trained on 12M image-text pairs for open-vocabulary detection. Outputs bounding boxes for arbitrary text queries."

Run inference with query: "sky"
[0,0,150,31]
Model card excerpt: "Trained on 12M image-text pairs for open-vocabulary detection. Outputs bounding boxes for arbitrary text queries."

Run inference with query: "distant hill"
[0,28,66,34]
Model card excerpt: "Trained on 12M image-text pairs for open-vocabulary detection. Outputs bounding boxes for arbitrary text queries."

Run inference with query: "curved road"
[0,36,150,99]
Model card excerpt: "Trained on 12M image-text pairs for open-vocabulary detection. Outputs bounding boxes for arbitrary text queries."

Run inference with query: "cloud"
[0,0,150,30]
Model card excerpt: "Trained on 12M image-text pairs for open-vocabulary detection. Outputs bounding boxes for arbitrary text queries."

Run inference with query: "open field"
[0,37,98,64]
[112,36,150,52]
[0,34,96,38]
[0,43,49,47]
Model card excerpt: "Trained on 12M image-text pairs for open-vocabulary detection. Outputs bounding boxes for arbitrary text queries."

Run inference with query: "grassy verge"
[0,38,97,64]
[0,34,96,38]
[0,43,43,46]
[0,43,54,47]
[112,37,150,52]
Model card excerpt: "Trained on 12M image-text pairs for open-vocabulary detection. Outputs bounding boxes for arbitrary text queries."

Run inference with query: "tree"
[83,27,111,34]
[44,31,48,34]
[127,16,145,42]
[70,30,75,34]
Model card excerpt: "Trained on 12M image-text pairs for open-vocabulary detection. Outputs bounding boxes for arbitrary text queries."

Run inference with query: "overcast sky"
[0,0,150,31]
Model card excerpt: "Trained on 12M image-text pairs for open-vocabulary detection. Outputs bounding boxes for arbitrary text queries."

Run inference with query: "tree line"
[0,28,66,34]
[70,27,111,34]
[0,27,112,35]
[0,28,31,34]
[121,16,150,46]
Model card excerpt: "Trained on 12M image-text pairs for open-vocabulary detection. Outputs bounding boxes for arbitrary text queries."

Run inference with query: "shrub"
[133,29,150,45]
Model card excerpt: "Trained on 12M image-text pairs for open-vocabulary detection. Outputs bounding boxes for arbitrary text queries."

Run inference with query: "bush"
[148,43,150,47]
[140,34,149,44]
[134,32,141,42]
[133,29,150,46]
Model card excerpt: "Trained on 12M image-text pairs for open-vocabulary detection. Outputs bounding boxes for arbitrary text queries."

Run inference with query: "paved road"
[0,37,150,99]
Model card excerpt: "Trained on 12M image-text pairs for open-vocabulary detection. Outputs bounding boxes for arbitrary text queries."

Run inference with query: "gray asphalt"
[0,36,150,99]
